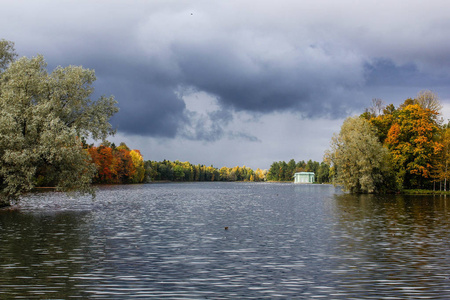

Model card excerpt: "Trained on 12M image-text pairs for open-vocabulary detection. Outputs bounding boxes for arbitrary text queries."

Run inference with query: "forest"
[88,156,329,184]
[145,159,329,183]
[88,156,330,184]
[145,160,267,182]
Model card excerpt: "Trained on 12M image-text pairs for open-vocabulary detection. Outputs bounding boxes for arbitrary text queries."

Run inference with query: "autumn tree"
[88,144,146,184]
[431,127,450,190]
[116,142,130,151]
[0,41,118,206]
[115,148,136,183]
[88,146,117,183]
[254,168,268,182]
[325,117,396,193]
[219,167,229,181]
[130,150,146,183]
[385,104,442,189]
[362,104,397,143]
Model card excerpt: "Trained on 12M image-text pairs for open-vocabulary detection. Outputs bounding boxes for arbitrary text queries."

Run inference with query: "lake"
[1,182,450,299]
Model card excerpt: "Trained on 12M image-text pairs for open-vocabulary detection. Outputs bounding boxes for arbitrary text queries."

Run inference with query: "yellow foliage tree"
[130,150,145,183]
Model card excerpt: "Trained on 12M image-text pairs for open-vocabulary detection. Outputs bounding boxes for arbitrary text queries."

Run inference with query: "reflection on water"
[0,210,90,298]
[331,193,450,298]
[1,183,449,299]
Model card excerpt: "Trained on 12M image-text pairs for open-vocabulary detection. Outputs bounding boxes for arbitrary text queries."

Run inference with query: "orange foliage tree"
[384,104,442,188]
[88,146,117,183]
[88,143,144,184]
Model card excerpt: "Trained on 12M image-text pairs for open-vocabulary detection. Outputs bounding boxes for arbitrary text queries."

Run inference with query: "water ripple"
[1,183,450,298]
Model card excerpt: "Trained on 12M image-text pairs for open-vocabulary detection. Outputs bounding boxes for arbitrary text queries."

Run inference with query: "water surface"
[1,183,449,298]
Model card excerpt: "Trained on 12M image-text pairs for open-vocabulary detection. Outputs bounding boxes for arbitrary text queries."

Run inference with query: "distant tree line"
[266,159,330,183]
[145,160,268,182]
[86,152,332,184]
[326,91,449,193]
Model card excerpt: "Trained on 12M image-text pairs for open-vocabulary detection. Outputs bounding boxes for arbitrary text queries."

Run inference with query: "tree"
[296,160,306,172]
[435,127,450,191]
[306,159,319,176]
[115,148,136,183]
[0,43,118,206]
[415,90,442,114]
[385,104,442,188]
[88,146,117,183]
[117,142,130,151]
[279,161,289,181]
[254,168,267,181]
[325,117,396,193]
[365,105,396,144]
[317,162,330,183]
[266,162,280,181]
[173,165,185,181]
[287,159,296,178]
[368,98,385,117]
[0,39,17,71]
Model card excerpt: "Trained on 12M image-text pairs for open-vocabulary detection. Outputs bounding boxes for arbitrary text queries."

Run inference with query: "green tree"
[317,162,330,183]
[287,159,296,179]
[325,117,396,193]
[267,161,280,181]
[296,160,306,172]
[0,39,17,71]
[0,43,118,206]
[306,159,319,177]
[173,165,185,181]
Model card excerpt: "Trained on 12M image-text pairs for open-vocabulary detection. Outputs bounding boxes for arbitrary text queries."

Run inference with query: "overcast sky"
[3,0,450,169]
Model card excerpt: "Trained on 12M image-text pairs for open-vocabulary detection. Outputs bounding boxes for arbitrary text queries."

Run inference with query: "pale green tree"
[325,117,396,193]
[0,42,118,206]
[0,39,17,71]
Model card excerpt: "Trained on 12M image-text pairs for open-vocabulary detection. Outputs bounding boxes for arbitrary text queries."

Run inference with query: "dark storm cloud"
[364,58,450,88]
[4,0,450,142]
[100,40,364,138]
[83,31,364,138]
[173,42,363,117]
[109,83,186,138]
